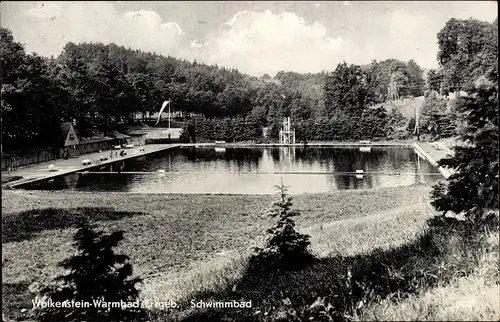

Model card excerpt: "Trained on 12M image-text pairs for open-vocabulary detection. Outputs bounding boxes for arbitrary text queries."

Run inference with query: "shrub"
[250,182,314,270]
[35,221,146,322]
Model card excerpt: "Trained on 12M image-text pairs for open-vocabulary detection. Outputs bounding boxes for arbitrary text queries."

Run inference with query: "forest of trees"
[1,16,497,150]
[428,17,498,95]
[418,17,498,140]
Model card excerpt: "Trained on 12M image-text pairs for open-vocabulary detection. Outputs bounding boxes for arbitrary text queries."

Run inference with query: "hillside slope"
[371,96,424,118]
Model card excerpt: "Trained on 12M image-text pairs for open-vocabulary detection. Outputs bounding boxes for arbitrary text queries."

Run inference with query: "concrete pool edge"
[6,145,181,189]
[178,141,414,148]
[413,142,453,179]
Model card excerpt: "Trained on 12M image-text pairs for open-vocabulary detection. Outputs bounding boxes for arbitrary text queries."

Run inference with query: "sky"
[1,1,497,77]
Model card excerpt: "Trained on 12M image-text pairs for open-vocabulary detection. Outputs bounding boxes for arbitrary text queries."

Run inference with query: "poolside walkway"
[3,144,179,188]
[414,141,455,179]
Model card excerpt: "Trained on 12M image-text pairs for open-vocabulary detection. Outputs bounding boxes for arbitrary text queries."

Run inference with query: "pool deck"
[4,144,180,189]
[413,141,455,179]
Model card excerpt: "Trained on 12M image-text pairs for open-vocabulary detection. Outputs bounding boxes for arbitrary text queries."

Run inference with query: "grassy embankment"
[2,186,498,321]
[165,211,497,321]
[354,230,499,321]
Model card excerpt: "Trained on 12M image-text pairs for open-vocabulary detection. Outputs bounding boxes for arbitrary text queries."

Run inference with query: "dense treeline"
[1,27,323,149]
[1,16,496,150]
[184,106,409,143]
[294,107,408,141]
[1,29,64,150]
[274,71,326,97]
[0,27,426,150]
[429,17,498,95]
[179,117,263,143]
[419,17,497,140]
[323,59,425,118]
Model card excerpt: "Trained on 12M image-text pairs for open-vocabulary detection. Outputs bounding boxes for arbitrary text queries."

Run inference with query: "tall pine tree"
[58,43,96,138]
[431,77,498,223]
[251,181,313,270]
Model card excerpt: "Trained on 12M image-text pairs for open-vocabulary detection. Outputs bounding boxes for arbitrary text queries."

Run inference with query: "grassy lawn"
[2,187,429,319]
[2,186,429,281]
[2,186,497,321]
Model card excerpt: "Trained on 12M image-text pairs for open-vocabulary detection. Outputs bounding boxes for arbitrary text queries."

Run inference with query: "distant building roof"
[110,131,131,139]
[125,131,147,136]
[60,122,73,137]
[78,137,115,144]
[60,122,80,147]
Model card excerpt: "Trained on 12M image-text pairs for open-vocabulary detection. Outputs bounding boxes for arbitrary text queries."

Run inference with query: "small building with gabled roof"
[110,131,132,145]
[61,122,79,147]
[124,130,147,146]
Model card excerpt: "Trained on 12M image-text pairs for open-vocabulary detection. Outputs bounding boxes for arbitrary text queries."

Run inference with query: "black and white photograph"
[1,1,498,321]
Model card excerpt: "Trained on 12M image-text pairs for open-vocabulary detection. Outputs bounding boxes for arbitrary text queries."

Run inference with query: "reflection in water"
[23,147,442,194]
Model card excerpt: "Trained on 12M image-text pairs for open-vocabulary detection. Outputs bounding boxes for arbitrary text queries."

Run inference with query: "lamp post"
[415,102,420,141]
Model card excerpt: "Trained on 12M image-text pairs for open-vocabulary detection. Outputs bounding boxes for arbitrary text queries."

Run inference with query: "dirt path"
[302,202,430,233]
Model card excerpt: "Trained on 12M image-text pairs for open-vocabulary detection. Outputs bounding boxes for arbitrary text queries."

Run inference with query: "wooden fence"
[2,138,123,171]
[59,139,119,158]
[2,147,59,171]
